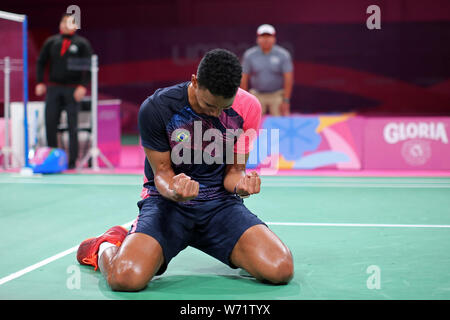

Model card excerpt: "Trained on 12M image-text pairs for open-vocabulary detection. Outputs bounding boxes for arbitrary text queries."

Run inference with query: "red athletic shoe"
[77,226,128,271]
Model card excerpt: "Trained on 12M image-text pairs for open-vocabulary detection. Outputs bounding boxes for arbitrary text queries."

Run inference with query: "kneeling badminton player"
[76,49,294,291]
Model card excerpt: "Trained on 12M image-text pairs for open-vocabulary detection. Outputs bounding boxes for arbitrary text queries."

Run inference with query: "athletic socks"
[98,242,116,261]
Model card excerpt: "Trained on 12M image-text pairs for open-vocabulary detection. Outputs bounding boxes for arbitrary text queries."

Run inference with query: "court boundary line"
[267,222,450,228]
[1,220,450,287]
[0,220,135,286]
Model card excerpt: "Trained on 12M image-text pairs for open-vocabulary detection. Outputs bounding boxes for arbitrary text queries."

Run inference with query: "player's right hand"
[171,173,199,202]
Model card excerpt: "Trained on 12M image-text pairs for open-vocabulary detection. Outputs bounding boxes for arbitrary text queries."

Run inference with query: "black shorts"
[129,194,266,275]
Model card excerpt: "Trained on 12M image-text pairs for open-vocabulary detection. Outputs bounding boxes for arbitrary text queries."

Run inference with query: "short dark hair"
[61,13,73,20]
[196,49,242,99]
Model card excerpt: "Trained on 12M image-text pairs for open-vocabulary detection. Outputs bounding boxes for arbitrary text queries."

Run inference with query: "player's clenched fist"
[234,171,261,198]
[171,173,200,202]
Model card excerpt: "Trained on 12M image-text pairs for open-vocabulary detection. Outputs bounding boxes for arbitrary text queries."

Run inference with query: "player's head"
[256,24,276,52]
[191,49,242,117]
[59,13,78,35]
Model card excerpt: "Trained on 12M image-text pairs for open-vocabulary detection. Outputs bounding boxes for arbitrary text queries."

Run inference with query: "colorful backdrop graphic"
[248,114,363,170]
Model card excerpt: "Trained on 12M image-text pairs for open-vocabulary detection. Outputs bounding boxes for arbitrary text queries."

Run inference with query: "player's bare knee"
[108,264,148,292]
[277,255,294,283]
[266,253,294,284]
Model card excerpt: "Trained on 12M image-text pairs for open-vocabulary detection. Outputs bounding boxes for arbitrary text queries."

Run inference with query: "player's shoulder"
[151,82,189,107]
[140,82,189,115]
[232,88,262,115]
[236,87,260,105]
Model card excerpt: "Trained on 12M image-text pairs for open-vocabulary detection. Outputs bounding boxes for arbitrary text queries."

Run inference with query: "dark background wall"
[2,0,450,133]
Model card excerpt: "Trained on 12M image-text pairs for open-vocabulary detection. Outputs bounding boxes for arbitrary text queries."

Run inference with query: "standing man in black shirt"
[35,13,93,169]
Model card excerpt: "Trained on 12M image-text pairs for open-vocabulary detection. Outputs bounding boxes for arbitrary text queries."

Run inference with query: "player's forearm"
[154,170,177,200]
[144,147,177,200]
[223,167,246,194]
[224,153,250,193]
[155,171,200,202]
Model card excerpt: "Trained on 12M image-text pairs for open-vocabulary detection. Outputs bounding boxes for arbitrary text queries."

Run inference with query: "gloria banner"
[363,117,450,169]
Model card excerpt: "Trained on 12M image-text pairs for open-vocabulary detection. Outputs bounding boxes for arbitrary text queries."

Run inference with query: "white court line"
[1,180,450,188]
[0,220,135,286]
[1,220,450,287]
[263,183,450,188]
[0,180,138,186]
[267,222,450,228]
[262,178,450,183]
[0,246,80,286]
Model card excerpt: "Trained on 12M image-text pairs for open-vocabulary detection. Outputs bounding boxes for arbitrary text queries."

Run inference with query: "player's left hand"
[235,171,261,198]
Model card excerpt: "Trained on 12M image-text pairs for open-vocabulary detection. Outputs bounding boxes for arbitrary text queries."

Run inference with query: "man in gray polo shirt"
[241,24,294,116]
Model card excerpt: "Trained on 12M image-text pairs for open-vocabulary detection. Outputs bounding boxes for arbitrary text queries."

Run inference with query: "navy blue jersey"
[138,82,261,200]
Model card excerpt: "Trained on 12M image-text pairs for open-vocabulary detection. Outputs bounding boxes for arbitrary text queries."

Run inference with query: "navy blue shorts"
[129,194,266,275]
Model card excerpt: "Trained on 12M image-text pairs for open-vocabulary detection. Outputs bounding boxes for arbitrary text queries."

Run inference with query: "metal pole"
[3,57,10,168]
[22,15,29,168]
[91,54,99,170]
[77,54,114,171]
